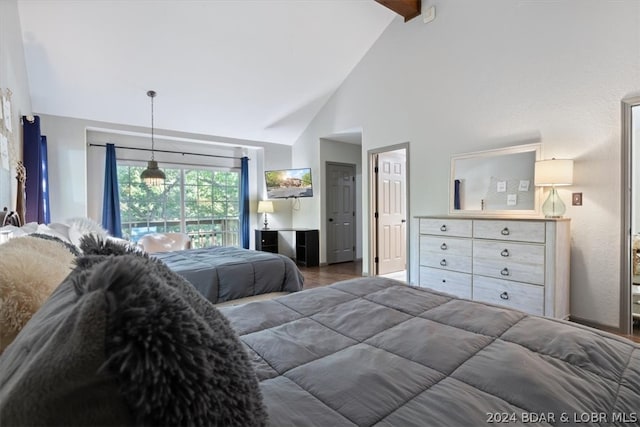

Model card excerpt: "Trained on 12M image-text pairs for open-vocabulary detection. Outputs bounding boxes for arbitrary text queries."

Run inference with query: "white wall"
[37,114,294,248]
[293,0,640,328]
[0,0,32,211]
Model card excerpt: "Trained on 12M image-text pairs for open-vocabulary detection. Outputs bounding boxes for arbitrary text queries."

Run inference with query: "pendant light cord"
[147,90,157,161]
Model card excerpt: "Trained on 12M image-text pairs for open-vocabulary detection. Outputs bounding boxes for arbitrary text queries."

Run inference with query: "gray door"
[326,162,356,264]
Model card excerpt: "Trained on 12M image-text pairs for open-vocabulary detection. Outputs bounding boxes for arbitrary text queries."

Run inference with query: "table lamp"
[257,201,274,229]
[534,158,574,218]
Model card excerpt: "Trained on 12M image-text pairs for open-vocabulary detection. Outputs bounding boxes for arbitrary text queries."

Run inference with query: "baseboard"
[318,257,363,268]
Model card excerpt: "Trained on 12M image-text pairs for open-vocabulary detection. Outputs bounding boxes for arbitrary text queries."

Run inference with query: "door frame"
[325,161,357,264]
[621,96,640,335]
[368,142,410,280]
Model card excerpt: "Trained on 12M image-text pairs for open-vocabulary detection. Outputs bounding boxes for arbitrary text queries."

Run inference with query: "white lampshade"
[257,200,274,213]
[534,159,574,186]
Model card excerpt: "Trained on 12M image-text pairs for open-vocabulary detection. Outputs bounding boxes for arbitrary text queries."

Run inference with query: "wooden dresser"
[417,216,570,319]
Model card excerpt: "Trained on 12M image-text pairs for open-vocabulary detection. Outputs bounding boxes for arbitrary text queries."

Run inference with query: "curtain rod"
[87,143,248,161]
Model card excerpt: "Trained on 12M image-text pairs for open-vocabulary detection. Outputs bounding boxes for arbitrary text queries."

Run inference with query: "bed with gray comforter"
[220,277,640,426]
[152,246,304,304]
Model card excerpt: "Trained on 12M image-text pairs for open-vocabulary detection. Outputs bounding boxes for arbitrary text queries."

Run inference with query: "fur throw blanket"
[0,235,76,353]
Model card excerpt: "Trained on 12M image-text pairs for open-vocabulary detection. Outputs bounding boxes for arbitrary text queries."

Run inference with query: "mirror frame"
[449,142,543,216]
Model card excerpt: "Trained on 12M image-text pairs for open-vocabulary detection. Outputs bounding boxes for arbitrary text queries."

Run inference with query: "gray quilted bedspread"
[220,277,640,427]
[153,246,303,304]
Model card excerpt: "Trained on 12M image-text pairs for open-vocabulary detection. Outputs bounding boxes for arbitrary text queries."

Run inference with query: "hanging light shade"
[140,90,166,186]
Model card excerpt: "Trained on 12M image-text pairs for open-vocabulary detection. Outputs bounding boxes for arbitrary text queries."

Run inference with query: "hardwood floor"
[298,260,363,289]
[296,260,640,344]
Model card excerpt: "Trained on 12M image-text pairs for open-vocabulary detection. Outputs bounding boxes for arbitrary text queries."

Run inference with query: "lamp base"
[542,187,566,218]
[263,213,269,230]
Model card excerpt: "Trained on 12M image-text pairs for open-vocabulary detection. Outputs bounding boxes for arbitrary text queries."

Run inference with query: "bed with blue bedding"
[153,246,304,304]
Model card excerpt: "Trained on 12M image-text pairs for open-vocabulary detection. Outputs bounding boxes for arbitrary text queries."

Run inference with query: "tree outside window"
[117,164,239,248]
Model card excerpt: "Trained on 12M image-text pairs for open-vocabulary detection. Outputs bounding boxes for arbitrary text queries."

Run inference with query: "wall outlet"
[572,193,583,206]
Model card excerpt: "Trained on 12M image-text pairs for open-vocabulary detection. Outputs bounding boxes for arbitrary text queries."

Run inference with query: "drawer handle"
[500,291,509,300]
[442,279,446,283]
[440,224,447,232]
[501,249,510,257]
[440,259,447,267]
[501,227,510,236]
[500,267,510,276]
[440,243,448,250]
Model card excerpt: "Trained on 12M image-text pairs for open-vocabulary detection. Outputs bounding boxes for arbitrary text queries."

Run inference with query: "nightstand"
[295,229,319,267]
[255,230,278,253]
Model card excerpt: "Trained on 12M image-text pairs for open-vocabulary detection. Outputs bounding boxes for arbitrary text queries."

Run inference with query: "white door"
[326,162,356,264]
[376,149,406,275]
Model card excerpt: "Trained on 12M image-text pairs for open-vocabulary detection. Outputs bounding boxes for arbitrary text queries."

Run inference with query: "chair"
[137,232,191,253]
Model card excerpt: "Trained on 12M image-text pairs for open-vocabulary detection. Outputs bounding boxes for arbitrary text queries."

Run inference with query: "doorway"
[326,162,356,264]
[369,144,409,280]
[622,97,640,337]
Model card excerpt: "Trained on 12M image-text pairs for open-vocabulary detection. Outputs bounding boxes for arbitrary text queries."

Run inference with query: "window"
[117,164,240,248]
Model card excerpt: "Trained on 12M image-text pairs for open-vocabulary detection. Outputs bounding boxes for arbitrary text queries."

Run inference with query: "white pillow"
[0,225,26,238]
[65,217,108,248]
[46,223,71,242]
[21,222,38,234]
[36,224,72,244]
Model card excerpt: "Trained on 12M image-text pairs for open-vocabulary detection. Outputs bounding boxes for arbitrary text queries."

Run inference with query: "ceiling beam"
[374,0,421,22]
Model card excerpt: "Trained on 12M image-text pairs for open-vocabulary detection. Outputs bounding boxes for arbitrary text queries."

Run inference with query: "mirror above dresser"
[450,143,542,216]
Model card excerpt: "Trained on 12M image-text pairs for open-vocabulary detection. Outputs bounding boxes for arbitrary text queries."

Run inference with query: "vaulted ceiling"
[17,1,398,145]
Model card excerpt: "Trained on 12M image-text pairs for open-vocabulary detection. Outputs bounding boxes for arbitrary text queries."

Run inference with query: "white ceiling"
[17,0,396,145]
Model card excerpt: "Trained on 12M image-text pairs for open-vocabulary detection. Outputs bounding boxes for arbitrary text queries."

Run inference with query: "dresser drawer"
[473,276,544,316]
[473,241,545,285]
[473,220,545,243]
[420,251,472,273]
[419,218,472,238]
[419,267,472,299]
[420,235,472,257]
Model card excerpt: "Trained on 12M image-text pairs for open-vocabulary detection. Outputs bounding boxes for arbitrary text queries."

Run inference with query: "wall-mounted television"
[265,168,313,199]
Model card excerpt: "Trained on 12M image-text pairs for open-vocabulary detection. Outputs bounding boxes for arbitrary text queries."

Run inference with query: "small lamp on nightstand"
[534,158,574,218]
[257,201,274,229]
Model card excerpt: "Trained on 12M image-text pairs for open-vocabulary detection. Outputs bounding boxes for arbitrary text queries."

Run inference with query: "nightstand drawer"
[473,276,544,316]
[473,241,545,285]
[473,220,545,243]
[420,218,472,238]
[419,267,472,299]
[420,236,472,257]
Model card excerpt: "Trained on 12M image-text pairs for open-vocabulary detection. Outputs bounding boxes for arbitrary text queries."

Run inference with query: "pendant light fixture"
[140,90,166,186]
